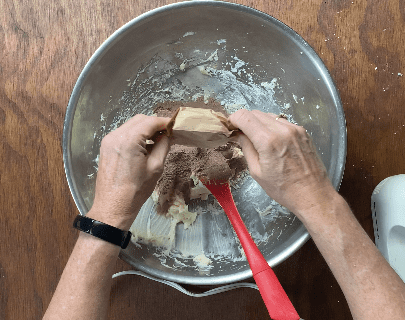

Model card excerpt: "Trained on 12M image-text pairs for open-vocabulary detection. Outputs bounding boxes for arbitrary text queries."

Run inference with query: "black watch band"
[73,215,132,249]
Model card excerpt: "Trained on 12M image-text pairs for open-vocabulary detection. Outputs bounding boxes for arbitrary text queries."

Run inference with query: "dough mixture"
[152,98,248,226]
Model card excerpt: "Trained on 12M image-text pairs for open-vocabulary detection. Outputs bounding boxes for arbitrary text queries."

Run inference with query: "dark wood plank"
[1,0,404,319]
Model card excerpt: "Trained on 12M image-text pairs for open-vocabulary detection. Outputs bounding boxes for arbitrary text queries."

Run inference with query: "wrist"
[292,184,340,221]
[296,188,344,228]
[77,230,122,254]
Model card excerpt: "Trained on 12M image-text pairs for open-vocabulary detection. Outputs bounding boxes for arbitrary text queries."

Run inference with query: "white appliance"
[371,174,405,282]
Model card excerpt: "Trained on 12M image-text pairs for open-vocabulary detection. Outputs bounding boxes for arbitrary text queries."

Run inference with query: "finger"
[229,109,272,150]
[267,113,289,122]
[120,115,171,139]
[251,110,276,118]
[138,116,171,138]
[233,131,260,172]
[251,110,280,127]
[147,134,170,173]
[229,109,266,137]
[266,112,298,128]
[251,110,293,128]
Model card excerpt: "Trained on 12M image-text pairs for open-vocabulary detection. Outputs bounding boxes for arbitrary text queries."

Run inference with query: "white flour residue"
[230,56,246,73]
[183,31,196,37]
[254,199,290,221]
[194,254,212,268]
[261,78,278,91]
[256,204,273,217]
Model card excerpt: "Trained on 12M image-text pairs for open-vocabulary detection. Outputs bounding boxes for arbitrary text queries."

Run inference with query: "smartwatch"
[73,215,132,249]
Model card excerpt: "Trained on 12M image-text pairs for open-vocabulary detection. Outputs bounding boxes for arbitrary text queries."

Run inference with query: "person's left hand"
[87,114,171,230]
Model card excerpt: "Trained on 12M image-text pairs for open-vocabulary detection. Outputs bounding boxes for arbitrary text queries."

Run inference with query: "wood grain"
[1,0,404,319]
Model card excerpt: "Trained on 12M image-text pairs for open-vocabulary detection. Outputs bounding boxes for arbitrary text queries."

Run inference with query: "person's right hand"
[228,109,337,220]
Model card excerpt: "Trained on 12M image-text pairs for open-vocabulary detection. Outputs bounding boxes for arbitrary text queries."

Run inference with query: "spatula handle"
[205,182,300,320]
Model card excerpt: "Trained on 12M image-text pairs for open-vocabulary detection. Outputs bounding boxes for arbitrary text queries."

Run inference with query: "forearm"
[299,192,405,320]
[43,115,169,319]
[43,210,130,320]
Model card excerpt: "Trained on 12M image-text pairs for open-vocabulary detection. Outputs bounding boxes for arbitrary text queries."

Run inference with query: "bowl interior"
[64,1,346,285]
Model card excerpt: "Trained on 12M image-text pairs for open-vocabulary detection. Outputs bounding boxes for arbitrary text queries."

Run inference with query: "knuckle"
[261,132,278,150]
[296,125,307,136]
[128,114,149,128]
[262,131,274,144]
[270,127,291,145]
[101,131,125,153]
[281,125,301,141]
[101,132,116,147]
[138,114,162,130]
[261,125,303,150]
[230,109,249,124]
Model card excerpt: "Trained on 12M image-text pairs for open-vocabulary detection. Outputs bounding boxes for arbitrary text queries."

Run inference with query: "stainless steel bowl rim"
[63,0,347,286]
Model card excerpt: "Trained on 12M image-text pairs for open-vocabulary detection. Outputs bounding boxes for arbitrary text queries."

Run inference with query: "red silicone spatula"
[202,179,300,320]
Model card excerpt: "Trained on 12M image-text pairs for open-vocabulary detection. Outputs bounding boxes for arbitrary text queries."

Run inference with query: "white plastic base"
[371,174,405,282]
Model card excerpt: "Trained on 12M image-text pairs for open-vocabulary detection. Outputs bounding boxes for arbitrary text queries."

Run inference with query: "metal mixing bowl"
[63,1,346,286]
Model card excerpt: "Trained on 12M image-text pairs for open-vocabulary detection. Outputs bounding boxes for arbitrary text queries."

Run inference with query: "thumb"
[234,132,260,173]
[147,134,170,173]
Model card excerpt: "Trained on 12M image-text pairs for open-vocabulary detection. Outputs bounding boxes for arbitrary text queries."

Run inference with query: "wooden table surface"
[1,0,404,319]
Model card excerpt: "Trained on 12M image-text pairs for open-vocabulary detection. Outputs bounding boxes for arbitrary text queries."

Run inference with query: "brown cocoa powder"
[154,99,247,215]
